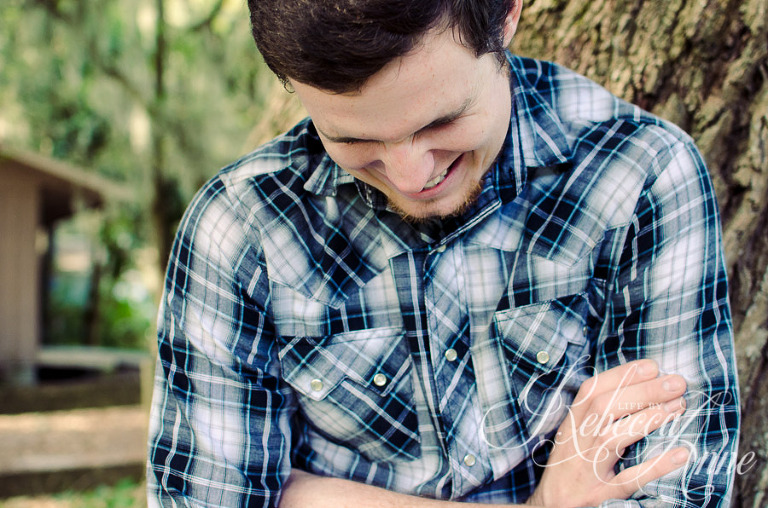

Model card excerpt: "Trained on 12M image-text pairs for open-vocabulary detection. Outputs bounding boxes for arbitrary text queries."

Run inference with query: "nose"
[380,138,435,194]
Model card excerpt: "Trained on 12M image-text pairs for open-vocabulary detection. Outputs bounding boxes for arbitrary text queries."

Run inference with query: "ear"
[502,0,523,46]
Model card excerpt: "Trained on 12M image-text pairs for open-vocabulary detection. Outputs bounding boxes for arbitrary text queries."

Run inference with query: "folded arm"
[147,177,296,508]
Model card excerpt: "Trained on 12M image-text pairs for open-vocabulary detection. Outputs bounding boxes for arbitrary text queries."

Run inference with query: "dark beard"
[388,179,484,225]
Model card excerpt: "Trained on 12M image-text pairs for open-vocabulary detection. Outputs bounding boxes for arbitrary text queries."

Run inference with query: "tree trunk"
[514,0,768,506]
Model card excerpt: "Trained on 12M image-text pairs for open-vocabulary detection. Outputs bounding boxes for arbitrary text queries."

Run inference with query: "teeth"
[423,169,448,190]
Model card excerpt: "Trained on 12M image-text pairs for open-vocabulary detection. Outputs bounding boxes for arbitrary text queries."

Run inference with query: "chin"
[389,184,482,223]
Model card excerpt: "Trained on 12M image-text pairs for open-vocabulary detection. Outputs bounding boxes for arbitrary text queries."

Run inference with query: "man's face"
[291,27,514,220]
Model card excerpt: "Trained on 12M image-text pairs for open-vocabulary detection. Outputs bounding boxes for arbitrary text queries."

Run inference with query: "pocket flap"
[278,326,408,401]
[494,293,588,374]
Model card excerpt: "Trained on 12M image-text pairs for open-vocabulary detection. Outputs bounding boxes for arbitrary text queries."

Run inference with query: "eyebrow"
[318,97,474,144]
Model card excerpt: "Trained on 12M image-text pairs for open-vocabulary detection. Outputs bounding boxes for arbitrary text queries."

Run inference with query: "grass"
[0,479,145,508]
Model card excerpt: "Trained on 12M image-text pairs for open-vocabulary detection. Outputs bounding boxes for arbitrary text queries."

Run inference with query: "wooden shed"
[0,145,128,385]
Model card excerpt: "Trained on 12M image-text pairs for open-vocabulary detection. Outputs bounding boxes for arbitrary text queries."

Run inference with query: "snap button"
[373,373,388,387]
[310,379,323,392]
[536,351,550,364]
[582,326,588,336]
[444,348,458,362]
[463,454,476,467]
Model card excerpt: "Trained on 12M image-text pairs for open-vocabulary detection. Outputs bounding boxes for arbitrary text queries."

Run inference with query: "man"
[147,0,739,506]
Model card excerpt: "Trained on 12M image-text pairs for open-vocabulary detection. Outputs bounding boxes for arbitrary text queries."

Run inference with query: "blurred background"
[0,0,304,505]
[0,0,766,506]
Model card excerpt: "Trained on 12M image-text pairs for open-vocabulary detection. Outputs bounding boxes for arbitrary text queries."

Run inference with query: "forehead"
[291,29,482,142]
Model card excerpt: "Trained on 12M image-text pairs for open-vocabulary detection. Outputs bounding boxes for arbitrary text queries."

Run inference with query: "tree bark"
[513,1,768,506]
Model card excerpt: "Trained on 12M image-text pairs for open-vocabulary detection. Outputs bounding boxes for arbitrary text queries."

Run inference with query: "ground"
[0,406,147,506]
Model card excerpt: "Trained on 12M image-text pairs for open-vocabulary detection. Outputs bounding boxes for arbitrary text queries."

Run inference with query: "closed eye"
[319,97,472,145]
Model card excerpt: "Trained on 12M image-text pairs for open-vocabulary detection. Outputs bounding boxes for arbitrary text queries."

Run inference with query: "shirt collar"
[301,122,355,197]
[506,54,573,172]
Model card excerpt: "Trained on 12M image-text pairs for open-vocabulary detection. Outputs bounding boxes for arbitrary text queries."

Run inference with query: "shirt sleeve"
[146,177,296,508]
[597,133,740,507]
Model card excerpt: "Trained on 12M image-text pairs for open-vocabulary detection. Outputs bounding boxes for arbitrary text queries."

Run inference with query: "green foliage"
[45,208,155,350]
[0,478,146,508]
[68,478,146,508]
[96,205,156,349]
[0,0,275,349]
[1,0,270,182]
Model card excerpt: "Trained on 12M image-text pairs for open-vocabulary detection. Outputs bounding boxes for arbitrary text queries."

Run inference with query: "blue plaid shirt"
[148,54,739,507]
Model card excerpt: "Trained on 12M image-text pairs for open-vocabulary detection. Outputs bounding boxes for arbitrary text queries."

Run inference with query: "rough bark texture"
[250,1,768,504]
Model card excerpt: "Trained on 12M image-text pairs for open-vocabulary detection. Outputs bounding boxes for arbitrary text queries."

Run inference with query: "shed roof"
[0,145,133,224]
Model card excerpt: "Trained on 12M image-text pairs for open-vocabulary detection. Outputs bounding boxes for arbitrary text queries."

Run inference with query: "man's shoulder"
[190,117,337,214]
[175,118,332,238]
[507,56,710,236]
[509,55,693,146]
[218,117,320,185]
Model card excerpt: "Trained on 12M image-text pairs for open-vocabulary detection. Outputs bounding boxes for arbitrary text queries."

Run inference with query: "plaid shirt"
[148,54,739,507]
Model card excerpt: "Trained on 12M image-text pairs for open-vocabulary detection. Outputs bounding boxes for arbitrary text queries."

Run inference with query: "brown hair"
[248,0,514,93]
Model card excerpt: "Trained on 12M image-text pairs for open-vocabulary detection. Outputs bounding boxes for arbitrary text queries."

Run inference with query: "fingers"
[561,359,688,471]
[572,360,659,412]
[552,396,687,466]
[608,446,690,499]
[610,397,686,444]
[608,375,686,420]
[536,360,691,508]
[580,374,687,431]
[571,360,687,427]
[585,396,687,463]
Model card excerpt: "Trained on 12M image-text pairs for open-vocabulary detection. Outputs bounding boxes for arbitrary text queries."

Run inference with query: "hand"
[526,359,689,508]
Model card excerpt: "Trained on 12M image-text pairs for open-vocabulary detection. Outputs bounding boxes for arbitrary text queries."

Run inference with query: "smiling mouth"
[421,155,462,191]
[423,169,449,190]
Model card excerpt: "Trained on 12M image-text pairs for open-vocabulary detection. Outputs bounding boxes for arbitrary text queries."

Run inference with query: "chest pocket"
[493,293,592,447]
[278,326,420,463]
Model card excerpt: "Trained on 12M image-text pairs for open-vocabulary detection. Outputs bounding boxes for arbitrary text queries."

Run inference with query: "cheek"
[428,121,490,154]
